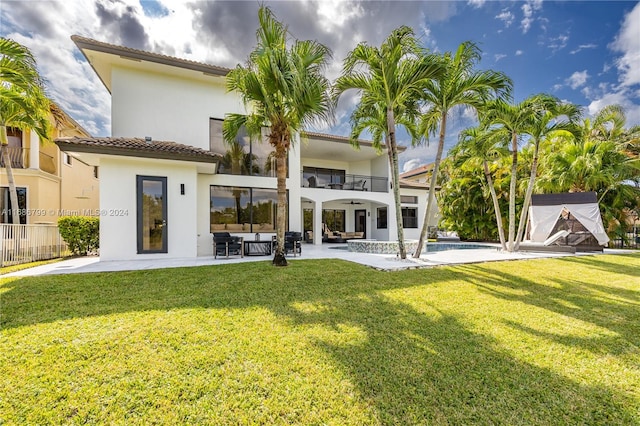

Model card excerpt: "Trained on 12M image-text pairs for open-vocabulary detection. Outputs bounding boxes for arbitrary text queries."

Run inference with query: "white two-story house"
[56,36,434,261]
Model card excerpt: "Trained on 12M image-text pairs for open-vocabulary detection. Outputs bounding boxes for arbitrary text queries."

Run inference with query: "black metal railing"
[301,172,388,193]
[0,147,28,168]
[608,226,639,249]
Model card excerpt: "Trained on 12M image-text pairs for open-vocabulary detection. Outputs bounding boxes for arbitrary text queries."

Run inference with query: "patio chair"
[213,232,244,259]
[284,231,302,257]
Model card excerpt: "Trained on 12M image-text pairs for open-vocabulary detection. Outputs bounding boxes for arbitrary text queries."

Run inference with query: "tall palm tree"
[334,26,444,259]
[481,94,553,251]
[536,105,639,239]
[222,6,333,266]
[513,98,581,249]
[413,41,511,258]
[0,38,51,224]
[456,126,509,250]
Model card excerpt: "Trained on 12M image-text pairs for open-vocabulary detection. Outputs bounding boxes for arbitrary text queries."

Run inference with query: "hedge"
[58,216,99,256]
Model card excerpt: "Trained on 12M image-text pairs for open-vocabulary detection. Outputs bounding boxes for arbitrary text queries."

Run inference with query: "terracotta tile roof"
[302,131,407,152]
[71,35,231,77]
[400,163,434,179]
[55,137,221,163]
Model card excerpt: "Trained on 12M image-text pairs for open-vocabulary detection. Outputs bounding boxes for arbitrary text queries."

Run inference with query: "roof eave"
[55,140,220,165]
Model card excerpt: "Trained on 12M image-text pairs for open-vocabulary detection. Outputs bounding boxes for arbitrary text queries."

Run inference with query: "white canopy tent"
[528,192,609,246]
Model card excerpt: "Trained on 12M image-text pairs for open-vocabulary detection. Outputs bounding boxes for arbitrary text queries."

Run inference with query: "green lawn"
[1,255,638,425]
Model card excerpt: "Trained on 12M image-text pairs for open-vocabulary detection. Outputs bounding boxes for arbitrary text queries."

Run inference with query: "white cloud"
[521,0,543,33]
[515,50,523,56]
[494,53,507,62]
[567,70,589,90]
[610,2,640,87]
[495,9,514,27]
[402,158,425,173]
[467,0,486,9]
[570,43,597,55]
[548,33,570,53]
[587,90,640,126]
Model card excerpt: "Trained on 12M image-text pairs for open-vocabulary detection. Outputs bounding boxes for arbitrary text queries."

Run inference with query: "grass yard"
[1,254,638,425]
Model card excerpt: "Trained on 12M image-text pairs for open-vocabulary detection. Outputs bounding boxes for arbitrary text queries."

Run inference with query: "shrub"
[58,216,99,256]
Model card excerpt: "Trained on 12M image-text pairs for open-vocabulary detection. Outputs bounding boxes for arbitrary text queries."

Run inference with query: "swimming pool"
[344,240,491,254]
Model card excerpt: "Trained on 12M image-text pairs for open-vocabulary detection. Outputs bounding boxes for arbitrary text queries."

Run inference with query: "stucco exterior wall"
[99,156,198,261]
[111,66,245,149]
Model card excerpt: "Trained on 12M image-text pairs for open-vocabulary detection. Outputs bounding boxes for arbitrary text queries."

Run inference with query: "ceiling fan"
[342,200,364,205]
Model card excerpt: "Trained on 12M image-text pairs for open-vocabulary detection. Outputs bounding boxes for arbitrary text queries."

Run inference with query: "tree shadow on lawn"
[1,258,637,424]
[269,292,636,424]
[456,257,640,355]
[559,253,640,278]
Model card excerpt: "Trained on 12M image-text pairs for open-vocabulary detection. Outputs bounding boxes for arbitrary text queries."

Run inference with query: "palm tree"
[222,6,333,266]
[513,98,581,249]
[536,105,639,238]
[0,38,51,224]
[334,26,444,259]
[456,126,509,249]
[413,41,511,258]
[481,94,553,251]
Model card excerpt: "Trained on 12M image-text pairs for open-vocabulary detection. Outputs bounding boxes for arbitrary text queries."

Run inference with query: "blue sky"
[1,0,639,172]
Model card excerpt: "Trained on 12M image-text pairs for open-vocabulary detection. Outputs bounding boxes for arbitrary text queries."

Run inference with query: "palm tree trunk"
[483,160,506,250]
[507,132,518,252]
[514,141,539,250]
[272,144,288,266]
[0,126,21,225]
[386,107,406,259]
[414,114,447,258]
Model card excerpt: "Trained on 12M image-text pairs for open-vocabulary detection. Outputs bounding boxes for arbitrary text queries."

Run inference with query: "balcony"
[39,151,56,175]
[301,171,388,193]
[0,147,29,168]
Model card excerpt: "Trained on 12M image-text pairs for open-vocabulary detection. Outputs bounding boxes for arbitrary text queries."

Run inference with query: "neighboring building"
[56,36,436,261]
[399,163,434,184]
[0,103,99,224]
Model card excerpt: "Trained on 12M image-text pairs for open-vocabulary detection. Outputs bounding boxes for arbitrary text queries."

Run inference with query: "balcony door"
[137,176,167,253]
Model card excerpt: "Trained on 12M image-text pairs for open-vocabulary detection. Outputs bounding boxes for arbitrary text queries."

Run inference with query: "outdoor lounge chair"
[213,232,244,259]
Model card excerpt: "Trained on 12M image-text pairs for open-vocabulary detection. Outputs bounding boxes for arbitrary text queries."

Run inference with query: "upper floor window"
[63,152,72,166]
[401,195,418,204]
[209,118,276,177]
[303,166,345,188]
[93,166,99,179]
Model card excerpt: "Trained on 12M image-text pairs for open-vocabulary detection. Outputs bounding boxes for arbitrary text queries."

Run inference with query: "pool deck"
[3,242,634,277]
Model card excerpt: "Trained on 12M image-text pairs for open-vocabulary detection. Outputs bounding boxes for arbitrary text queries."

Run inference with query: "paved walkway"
[3,243,632,277]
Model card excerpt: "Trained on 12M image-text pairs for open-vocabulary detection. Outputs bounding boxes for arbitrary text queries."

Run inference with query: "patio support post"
[314,201,323,245]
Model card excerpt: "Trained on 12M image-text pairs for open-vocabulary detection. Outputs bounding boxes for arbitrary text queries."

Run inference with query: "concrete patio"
[4,242,632,277]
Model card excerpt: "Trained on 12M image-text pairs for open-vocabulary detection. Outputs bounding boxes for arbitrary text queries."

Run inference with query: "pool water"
[330,242,490,253]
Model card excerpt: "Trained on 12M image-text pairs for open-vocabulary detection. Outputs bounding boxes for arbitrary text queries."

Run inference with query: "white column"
[29,130,39,169]
[314,201,323,245]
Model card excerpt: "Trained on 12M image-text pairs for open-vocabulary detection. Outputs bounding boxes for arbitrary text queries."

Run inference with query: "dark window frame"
[401,207,418,229]
[210,185,287,233]
[377,207,388,229]
[136,175,168,254]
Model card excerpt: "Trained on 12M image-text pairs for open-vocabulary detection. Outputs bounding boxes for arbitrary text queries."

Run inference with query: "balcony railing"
[0,147,28,169]
[301,172,388,193]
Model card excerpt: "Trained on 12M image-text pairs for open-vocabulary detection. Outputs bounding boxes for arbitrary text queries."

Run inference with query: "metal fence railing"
[608,226,639,249]
[0,224,70,267]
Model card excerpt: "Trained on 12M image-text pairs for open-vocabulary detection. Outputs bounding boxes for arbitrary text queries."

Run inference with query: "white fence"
[0,224,70,267]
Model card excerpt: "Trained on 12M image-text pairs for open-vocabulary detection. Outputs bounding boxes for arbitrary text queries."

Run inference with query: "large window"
[303,167,345,188]
[402,207,418,228]
[210,186,283,233]
[400,195,418,204]
[0,187,27,224]
[377,207,387,229]
[210,119,276,177]
[322,209,345,233]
